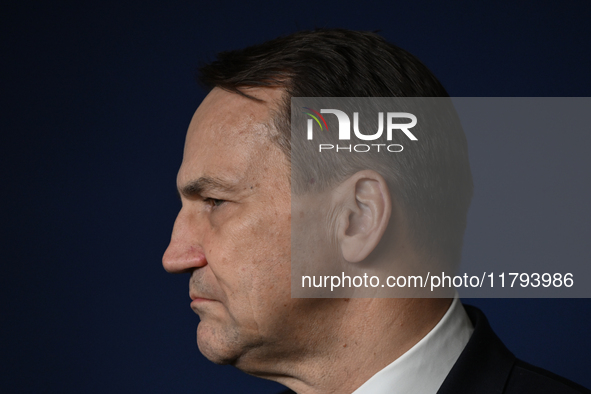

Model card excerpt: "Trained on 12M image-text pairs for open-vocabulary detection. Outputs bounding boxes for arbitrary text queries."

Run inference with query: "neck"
[243,297,452,394]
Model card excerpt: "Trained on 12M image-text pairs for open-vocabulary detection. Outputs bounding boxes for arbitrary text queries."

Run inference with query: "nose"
[162,210,208,273]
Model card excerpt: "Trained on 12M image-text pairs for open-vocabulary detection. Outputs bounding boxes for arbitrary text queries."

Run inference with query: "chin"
[196,321,243,365]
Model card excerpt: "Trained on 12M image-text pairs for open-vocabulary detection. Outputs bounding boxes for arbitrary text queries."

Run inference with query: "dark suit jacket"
[279,305,590,394]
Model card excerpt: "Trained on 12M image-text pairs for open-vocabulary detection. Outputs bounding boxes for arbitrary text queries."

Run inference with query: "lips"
[190,292,215,302]
[189,290,218,311]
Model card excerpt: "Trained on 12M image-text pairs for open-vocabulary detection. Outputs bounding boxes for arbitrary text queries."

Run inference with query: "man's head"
[199,28,473,268]
[163,29,472,378]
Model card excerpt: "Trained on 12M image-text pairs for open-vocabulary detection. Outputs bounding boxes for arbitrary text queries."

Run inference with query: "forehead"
[179,87,285,187]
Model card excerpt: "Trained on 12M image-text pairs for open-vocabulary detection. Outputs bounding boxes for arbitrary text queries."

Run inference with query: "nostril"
[194,250,208,267]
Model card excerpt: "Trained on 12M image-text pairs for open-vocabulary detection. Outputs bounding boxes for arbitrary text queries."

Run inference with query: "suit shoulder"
[505,359,591,394]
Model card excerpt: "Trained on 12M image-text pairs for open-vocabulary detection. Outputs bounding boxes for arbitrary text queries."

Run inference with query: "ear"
[334,170,392,263]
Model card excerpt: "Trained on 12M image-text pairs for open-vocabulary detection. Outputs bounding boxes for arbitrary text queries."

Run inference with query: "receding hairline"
[210,85,293,162]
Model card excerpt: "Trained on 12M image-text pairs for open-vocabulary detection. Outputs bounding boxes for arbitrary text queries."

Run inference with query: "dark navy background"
[2,1,590,393]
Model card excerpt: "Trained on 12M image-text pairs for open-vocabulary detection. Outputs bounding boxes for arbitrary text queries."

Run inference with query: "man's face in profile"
[162,87,301,367]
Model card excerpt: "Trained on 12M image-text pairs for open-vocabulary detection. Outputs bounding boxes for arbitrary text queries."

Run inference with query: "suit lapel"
[437,305,516,394]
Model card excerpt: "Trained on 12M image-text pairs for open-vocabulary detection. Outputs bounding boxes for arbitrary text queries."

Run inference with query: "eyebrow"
[178,176,238,199]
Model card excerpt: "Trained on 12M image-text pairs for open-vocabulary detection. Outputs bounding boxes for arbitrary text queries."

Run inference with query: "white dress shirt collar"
[351,297,474,394]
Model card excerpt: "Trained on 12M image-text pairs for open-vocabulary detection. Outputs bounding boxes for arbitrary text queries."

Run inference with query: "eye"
[204,198,226,208]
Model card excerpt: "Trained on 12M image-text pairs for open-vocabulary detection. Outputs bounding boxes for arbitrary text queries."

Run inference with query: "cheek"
[206,205,292,294]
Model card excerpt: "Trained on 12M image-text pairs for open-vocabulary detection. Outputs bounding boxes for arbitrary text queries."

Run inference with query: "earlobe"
[337,171,392,263]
